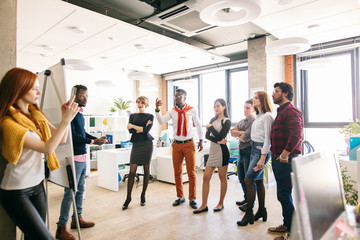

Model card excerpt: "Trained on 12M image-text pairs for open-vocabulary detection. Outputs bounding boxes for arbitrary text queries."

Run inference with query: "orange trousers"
[172,141,196,200]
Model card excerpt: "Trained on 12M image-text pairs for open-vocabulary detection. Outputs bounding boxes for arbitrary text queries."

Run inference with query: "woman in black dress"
[122,96,154,210]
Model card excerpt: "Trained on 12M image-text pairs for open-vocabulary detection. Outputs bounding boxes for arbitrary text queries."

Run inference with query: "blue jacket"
[71,112,96,156]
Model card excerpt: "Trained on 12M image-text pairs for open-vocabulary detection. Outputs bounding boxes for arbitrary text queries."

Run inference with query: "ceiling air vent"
[146,0,217,37]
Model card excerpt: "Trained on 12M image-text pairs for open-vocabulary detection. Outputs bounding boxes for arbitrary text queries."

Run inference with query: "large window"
[173,77,199,109]
[167,66,249,126]
[229,68,248,122]
[201,71,226,125]
[301,50,358,127]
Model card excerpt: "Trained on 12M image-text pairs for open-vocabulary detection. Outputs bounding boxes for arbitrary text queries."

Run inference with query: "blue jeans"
[271,153,295,232]
[237,147,252,200]
[58,161,86,225]
[245,142,270,180]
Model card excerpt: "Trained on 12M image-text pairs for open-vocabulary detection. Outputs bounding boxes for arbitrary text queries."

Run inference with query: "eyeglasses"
[174,95,183,99]
[78,94,88,99]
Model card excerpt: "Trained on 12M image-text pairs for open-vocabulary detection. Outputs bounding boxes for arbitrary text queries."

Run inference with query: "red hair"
[0,68,38,125]
[254,91,273,115]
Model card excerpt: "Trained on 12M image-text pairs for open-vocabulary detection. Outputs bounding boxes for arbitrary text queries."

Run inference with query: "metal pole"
[71,190,82,240]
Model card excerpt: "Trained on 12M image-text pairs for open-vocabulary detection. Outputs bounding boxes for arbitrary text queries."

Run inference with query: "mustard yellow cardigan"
[0,105,60,171]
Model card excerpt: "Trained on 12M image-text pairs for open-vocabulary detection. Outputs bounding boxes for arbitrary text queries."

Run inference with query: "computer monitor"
[291,152,346,240]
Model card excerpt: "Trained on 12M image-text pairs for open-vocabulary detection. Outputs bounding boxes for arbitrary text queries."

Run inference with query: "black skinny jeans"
[0,181,53,240]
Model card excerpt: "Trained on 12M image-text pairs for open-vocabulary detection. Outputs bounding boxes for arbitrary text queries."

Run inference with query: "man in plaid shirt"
[268,82,303,240]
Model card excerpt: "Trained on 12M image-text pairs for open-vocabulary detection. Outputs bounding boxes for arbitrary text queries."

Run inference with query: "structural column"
[0,0,17,239]
[247,35,285,96]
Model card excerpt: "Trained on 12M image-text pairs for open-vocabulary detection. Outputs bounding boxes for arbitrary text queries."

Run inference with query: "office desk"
[97,147,172,191]
[97,149,131,191]
[97,145,209,191]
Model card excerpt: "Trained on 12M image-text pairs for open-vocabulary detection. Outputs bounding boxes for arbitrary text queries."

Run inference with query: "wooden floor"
[18,171,285,240]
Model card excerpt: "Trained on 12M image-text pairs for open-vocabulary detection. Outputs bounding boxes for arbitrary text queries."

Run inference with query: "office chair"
[122,165,154,183]
[301,140,315,155]
[227,141,239,179]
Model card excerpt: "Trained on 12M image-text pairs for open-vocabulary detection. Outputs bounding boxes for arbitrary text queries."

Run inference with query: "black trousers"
[0,181,53,240]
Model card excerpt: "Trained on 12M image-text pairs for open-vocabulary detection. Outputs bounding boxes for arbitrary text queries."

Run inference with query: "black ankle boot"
[237,209,254,226]
[254,207,267,222]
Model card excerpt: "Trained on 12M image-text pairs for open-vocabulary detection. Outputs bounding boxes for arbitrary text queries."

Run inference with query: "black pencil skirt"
[129,141,153,165]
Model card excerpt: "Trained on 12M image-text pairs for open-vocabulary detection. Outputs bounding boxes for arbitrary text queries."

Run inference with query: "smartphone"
[70,87,77,100]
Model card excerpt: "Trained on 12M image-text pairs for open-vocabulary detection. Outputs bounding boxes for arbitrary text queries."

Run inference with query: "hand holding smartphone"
[70,87,77,100]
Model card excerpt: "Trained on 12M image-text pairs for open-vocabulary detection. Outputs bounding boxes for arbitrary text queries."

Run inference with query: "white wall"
[64,65,163,140]
[137,76,162,141]
[65,66,136,115]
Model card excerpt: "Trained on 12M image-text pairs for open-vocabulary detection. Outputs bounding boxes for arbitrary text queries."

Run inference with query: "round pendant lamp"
[127,71,154,81]
[265,37,311,56]
[63,59,94,71]
[95,80,119,87]
[298,58,332,70]
[199,0,261,26]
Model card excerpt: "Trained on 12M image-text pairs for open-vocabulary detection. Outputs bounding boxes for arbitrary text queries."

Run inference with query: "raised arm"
[23,98,79,154]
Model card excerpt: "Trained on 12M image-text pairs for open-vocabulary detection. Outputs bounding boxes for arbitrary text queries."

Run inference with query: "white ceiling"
[17,0,360,75]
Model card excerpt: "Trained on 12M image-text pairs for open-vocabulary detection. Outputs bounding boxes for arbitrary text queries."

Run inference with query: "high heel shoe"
[254,207,267,222]
[140,195,146,206]
[237,209,254,226]
[122,198,131,210]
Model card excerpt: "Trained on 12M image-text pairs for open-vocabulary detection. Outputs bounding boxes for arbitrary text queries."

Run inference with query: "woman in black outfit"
[122,96,154,210]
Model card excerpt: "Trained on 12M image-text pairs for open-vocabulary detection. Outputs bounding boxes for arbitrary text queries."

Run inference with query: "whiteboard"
[37,60,77,191]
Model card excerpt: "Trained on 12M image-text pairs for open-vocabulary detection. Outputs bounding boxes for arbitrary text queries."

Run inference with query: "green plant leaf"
[113,98,132,110]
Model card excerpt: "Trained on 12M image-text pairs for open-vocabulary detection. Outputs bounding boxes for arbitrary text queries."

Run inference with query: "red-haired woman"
[0,68,79,239]
[237,91,273,226]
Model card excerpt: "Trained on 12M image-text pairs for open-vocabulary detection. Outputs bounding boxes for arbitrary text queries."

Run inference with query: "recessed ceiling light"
[180,56,187,59]
[143,65,151,68]
[39,45,54,51]
[108,37,116,41]
[134,44,144,49]
[307,24,320,29]
[100,56,108,59]
[40,53,50,57]
[68,26,86,34]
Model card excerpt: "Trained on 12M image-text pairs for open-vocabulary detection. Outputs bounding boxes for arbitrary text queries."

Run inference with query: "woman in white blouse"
[237,91,273,226]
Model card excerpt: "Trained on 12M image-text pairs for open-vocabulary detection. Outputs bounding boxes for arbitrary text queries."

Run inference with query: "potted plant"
[340,119,360,149]
[114,98,131,116]
[109,107,117,116]
[341,166,358,206]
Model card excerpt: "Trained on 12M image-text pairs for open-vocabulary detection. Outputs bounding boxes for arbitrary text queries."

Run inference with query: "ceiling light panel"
[17,0,74,50]
[95,33,174,62]
[61,23,148,59]
[253,0,357,36]
[21,8,115,56]
[269,9,360,44]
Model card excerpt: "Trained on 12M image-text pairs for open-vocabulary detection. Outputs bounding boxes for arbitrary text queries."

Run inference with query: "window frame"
[168,66,249,127]
[300,50,358,128]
